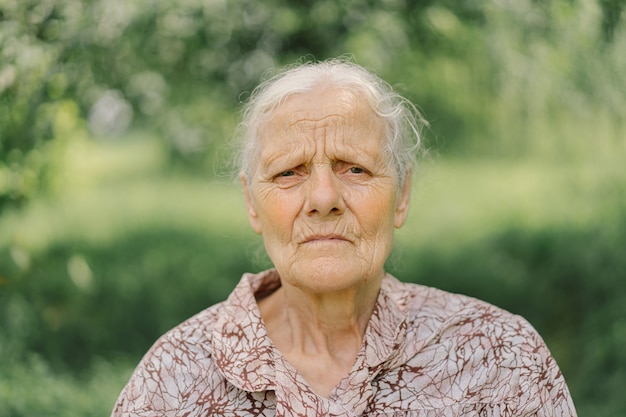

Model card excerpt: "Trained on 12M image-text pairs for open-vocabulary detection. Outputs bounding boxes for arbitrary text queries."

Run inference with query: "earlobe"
[240,173,262,234]
[394,174,412,228]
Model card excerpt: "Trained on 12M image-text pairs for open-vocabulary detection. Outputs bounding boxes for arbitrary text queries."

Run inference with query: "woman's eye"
[349,166,365,174]
[273,170,299,183]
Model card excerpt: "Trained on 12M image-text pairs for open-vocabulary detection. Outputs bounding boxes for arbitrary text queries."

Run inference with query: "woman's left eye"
[349,166,365,174]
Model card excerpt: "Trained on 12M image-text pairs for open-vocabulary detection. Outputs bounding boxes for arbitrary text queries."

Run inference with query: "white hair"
[235,58,427,187]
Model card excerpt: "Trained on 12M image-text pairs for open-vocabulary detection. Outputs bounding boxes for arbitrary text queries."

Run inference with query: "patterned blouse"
[111,269,577,416]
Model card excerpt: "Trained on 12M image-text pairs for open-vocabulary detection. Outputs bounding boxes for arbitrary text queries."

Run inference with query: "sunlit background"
[1,0,625,415]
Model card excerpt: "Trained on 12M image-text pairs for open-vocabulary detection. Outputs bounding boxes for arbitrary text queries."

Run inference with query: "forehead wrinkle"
[289,114,368,164]
[285,112,348,129]
[257,89,389,172]
[258,135,311,173]
[314,114,386,167]
[261,112,347,159]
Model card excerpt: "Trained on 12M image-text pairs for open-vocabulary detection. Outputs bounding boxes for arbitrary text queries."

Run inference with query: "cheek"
[355,191,398,238]
[257,191,299,239]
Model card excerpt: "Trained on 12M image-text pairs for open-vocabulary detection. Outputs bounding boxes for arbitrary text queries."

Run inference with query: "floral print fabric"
[111,269,577,416]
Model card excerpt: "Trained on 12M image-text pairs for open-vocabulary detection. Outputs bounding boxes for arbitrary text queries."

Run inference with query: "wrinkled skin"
[242,86,411,296]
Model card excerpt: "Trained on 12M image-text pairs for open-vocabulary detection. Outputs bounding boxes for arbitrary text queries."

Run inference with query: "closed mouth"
[302,234,350,244]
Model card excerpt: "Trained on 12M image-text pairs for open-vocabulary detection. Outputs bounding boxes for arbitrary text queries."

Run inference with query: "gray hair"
[236,58,427,187]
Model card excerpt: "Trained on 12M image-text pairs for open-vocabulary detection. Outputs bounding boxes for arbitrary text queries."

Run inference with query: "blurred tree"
[1,0,624,210]
[600,0,626,41]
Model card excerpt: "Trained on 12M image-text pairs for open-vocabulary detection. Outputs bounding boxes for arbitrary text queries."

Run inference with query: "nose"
[305,165,345,217]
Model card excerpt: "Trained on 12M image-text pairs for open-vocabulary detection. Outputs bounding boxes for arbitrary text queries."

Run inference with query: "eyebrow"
[260,148,297,172]
[257,110,387,172]
[259,141,385,175]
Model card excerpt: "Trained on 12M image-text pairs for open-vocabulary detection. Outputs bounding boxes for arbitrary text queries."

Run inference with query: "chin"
[288,258,380,294]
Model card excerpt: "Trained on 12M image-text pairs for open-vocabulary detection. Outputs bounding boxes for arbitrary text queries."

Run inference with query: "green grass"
[398,153,626,250]
[0,356,135,417]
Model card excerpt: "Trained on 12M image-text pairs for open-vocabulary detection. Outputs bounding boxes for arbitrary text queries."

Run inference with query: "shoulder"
[124,302,227,386]
[138,269,271,365]
[149,301,224,358]
[382,277,549,380]
[383,275,538,342]
[111,303,229,416]
[379,276,576,414]
[111,272,275,416]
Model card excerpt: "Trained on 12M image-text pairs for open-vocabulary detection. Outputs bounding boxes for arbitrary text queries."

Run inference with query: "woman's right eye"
[272,165,307,186]
[273,169,300,185]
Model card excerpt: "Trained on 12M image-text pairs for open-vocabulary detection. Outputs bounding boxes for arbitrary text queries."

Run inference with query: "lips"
[301,234,351,244]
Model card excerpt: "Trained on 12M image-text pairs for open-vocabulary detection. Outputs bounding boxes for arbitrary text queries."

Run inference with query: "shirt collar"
[212,269,416,393]
[212,270,279,392]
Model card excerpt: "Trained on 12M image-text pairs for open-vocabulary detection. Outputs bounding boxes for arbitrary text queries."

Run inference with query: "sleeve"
[514,318,578,417]
[110,331,216,417]
[111,340,185,417]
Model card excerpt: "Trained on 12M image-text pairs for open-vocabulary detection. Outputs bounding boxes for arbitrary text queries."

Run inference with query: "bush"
[1,228,258,372]
[2,206,625,415]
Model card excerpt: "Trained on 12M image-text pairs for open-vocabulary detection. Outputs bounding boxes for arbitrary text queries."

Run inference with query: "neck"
[259,276,382,358]
[257,275,383,397]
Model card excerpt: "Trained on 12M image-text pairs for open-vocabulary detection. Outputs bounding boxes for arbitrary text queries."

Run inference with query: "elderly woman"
[111,59,577,416]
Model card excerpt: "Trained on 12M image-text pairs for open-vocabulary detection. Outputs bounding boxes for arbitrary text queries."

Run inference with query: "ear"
[240,172,262,234]
[394,172,412,229]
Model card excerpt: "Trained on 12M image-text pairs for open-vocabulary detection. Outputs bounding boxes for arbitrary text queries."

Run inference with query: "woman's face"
[242,86,411,294]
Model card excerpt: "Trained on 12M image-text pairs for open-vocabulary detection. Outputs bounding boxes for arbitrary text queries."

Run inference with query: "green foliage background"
[1,0,625,415]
